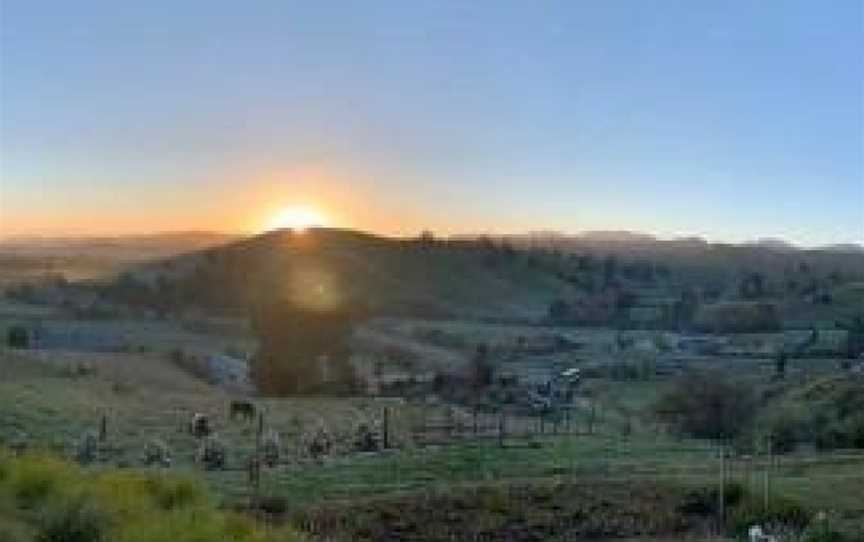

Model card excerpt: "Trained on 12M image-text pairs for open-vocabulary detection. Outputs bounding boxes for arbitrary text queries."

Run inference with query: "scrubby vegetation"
[755,376,864,453]
[653,370,758,441]
[0,449,304,542]
[654,369,864,457]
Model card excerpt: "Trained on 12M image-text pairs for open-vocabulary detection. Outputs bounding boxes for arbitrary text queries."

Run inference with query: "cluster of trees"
[654,370,864,453]
[547,286,640,327]
[759,377,864,453]
[6,325,29,348]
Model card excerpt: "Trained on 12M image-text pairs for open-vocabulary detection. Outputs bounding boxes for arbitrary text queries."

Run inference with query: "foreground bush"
[0,450,304,542]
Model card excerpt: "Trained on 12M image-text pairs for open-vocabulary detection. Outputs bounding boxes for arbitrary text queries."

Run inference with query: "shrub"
[7,325,29,349]
[726,495,809,537]
[654,370,757,440]
[196,438,226,471]
[0,450,304,541]
[9,454,74,509]
[36,499,107,542]
[678,481,745,516]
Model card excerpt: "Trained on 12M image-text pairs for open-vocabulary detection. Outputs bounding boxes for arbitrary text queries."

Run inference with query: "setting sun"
[264,205,329,232]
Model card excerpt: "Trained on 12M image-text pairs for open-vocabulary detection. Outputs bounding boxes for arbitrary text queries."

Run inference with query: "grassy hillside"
[113,228,570,319]
[110,228,864,325]
[9,228,863,330]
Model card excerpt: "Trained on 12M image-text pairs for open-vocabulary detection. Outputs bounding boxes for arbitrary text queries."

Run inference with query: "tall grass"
[0,449,304,542]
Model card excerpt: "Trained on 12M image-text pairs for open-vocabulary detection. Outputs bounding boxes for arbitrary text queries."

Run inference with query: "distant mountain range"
[0,231,240,248]
[455,230,863,253]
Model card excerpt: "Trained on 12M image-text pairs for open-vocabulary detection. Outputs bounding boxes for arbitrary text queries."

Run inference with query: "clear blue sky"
[1,1,862,245]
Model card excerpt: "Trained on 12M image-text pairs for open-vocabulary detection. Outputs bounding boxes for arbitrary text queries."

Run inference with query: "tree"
[666,288,700,331]
[837,314,864,360]
[739,272,766,299]
[774,352,787,379]
[654,371,756,440]
[418,230,436,249]
[548,299,569,323]
[470,343,493,390]
[7,325,29,349]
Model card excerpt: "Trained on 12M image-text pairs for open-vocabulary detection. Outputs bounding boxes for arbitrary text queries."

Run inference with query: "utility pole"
[472,407,478,436]
[763,433,772,513]
[719,441,726,526]
[99,414,107,442]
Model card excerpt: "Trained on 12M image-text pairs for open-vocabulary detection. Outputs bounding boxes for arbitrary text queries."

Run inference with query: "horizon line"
[1,226,862,252]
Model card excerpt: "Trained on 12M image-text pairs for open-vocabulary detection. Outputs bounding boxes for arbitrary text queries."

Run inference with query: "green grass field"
[2,345,863,540]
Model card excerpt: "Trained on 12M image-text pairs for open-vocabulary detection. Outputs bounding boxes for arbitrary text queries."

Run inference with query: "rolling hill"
[121,228,569,319]
[24,227,864,328]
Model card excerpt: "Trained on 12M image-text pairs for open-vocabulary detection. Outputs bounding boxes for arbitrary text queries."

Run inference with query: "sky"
[0,1,862,245]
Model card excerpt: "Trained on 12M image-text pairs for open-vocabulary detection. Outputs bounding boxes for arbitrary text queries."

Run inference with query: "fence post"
[719,443,726,527]
[383,407,390,449]
[248,455,261,504]
[472,407,478,436]
[99,414,107,442]
[446,407,453,439]
[498,411,506,448]
[764,434,772,513]
[540,414,545,435]
[256,412,264,454]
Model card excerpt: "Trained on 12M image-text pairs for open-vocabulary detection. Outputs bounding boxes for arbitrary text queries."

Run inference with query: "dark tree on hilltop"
[739,271,766,299]
[418,230,436,249]
[250,303,360,395]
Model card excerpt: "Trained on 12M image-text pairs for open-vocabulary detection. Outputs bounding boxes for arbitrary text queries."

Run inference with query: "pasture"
[2,338,863,539]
